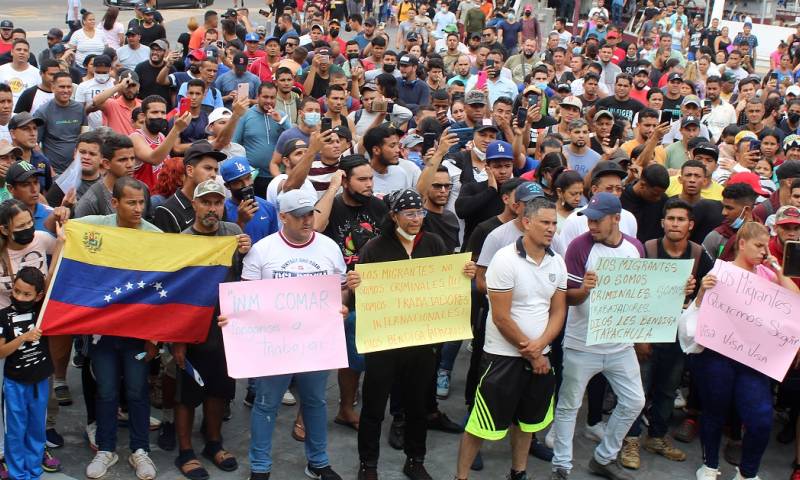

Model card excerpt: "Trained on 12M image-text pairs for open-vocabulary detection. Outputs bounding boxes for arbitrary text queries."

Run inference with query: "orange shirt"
[188,27,207,51]
[101,95,142,136]
[480,1,493,18]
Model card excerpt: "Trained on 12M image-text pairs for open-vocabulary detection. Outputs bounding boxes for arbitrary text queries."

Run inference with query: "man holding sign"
[455,196,566,480]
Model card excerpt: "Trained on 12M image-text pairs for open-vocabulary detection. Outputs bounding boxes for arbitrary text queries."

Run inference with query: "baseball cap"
[443,24,458,34]
[6,161,42,185]
[777,160,800,181]
[126,26,141,36]
[486,140,513,161]
[728,171,769,196]
[141,6,156,14]
[0,20,13,29]
[361,81,379,92]
[206,107,233,134]
[775,205,800,226]
[607,31,620,39]
[744,21,753,28]
[635,67,649,76]
[46,28,64,39]
[8,112,44,130]
[279,189,317,216]
[364,17,377,26]
[399,55,419,66]
[182,140,227,166]
[400,133,423,149]
[264,36,281,45]
[220,156,255,183]
[406,31,419,41]
[668,72,683,82]
[515,182,545,202]
[788,85,800,97]
[785,134,800,150]
[465,90,487,106]
[189,49,206,61]
[283,138,308,157]
[560,95,583,110]
[0,141,21,158]
[578,192,622,220]
[735,130,758,144]
[556,83,572,93]
[721,71,736,83]
[51,44,66,56]
[332,125,352,142]
[193,179,226,199]
[280,32,300,45]
[591,160,627,181]
[692,142,719,160]
[151,39,169,51]
[255,25,267,35]
[245,32,260,42]
[221,8,238,17]
[93,54,112,68]
[118,69,140,85]
[593,110,614,122]
[681,116,700,128]
[204,45,220,61]
[232,53,248,68]
[682,95,701,107]
[311,23,325,33]
[475,118,500,134]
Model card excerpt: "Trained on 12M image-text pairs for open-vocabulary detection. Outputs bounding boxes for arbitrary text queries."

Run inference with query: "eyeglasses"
[431,183,453,190]
[397,209,427,219]
[286,42,298,46]
[602,185,625,194]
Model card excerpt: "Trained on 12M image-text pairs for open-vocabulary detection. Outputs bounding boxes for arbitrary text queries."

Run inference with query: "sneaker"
[588,458,634,480]
[249,473,270,480]
[529,435,554,461]
[674,418,699,443]
[86,422,98,451]
[545,427,556,449]
[46,428,64,448]
[674,389,687,409]
[507,470,528,480]
[158,421,176,451]
[87,451,118,478]
[402,457,432,480]
[620,437,640,470]
[244,390,255,407]
[724,440,742,466]
[128,448,157,480]
[644,436,686,461]
[41,449,62,473]
[551,468,569,480]
[72,351,86,368]
[282,391,296,406]
[584,421,606,442]
[357,462,378,480]
[54,385,72,406]
[436,369,450,399]
[305,464,343,480]
[388,418,405,450]
[696,465,720,480]
[731,468,762,480]
[426,411,462,433]
[470,451,483,471]
[149,416,161,431]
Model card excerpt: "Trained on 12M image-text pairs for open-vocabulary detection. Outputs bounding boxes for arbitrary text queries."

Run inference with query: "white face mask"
[472,146,486,160]
[303,111,321,127]
[95,73,110,84]
[396,226,417,242]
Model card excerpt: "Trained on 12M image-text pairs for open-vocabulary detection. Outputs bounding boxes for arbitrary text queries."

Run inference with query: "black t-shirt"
[45,177,100,207]
[619,58,639,75]
[621,183,667,243]
[322,194,388,268]
[703,28,720,51]
[651,237,715,300]
[139,24,167,47]
[662,95,684,120]
[578,94,599,117]
[595,96,644,124]
[424,209,460,253]
[0,306,53,384]
[680,197,724,245]
[136,61,176,109]
[465,215,503,262]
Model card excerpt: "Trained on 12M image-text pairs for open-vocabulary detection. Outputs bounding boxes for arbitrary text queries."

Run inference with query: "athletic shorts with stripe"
[466,353,556,441]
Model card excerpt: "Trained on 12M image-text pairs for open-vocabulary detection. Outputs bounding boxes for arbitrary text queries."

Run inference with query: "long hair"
[102,7,120,31]
[153,157,185,198]
[0,199,30,253]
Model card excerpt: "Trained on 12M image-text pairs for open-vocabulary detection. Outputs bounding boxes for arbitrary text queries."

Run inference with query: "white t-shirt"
[117,44,151,71]
[552,205,638,256]
[477,220,522,267]
[266,174,317,208]
[29,88,55,115]
[485,241,567,357]
[372,165,414,198]
[0,64,41,110]
[101,23,125,49]
[0,124,10,143]
[242,230,346,282]
[75,78,115,129]
[69,29,107,67]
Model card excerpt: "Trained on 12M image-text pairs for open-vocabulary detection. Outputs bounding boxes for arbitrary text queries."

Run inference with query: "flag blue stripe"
[50,258,228,308]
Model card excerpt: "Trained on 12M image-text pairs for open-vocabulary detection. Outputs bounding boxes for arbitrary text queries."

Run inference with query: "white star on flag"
[153,282,163,291]
[104,295,112,302]
[125,282,134,290]
[159,290,168,298]
[137,281,146,289]
[113,287,122,295]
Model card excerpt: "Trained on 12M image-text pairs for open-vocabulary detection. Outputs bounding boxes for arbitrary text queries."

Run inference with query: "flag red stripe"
[40,300,213,343]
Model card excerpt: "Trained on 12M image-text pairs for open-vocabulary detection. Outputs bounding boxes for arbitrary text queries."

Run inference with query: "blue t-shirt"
[562,146,601,179]
[170,111,209,144]
[224,196,279,244]
[498,21,523,50]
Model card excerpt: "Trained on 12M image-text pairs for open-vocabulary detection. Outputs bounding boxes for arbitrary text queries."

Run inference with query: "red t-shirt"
[130,129,165,191]
[248,57,274,82]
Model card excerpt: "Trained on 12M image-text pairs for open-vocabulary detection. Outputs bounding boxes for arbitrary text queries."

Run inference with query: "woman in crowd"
[68,10,107,76]
[100,7,125,50]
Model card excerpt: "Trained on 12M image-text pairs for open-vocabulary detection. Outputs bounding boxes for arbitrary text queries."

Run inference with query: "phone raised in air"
[422,132,437,155]
[517,107,528,126]
[237,82,249,100]
[783,241,800,277]
[659,110,673,124]
[179,97,191,115]
[321,117,333,132]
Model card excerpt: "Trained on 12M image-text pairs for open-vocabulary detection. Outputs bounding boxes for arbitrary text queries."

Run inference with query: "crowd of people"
[0,0,798,479]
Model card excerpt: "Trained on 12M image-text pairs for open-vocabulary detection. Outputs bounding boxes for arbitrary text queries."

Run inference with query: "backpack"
[644,239,704,279]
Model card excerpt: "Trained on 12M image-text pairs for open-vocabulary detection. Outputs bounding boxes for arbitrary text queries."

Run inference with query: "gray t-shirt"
[34,99,87,174]
[372,165,413,197]
[477,220,523,267]
[274,126,310,157]
[562,145,601,179]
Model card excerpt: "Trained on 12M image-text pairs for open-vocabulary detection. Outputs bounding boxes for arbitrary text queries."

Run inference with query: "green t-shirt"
[77,214,162,232]
[665,141,689,170]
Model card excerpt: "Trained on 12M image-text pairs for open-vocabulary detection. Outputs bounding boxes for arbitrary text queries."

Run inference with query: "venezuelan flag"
[39,221,237,343]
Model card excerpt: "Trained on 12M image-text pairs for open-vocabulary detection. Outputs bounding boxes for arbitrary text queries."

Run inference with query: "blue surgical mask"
[731,208,747,229]
[303,111,321,127]
[536,82,548,91]
[541,177,549,188]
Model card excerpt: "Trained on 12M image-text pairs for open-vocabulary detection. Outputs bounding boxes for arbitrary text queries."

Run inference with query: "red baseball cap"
[607,31,620,40]
[727,171,769,196]
[188,49,206,61]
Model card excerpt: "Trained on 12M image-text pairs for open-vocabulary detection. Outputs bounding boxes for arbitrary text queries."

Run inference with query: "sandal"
[174,457,210,480]
[201,448,238,472]
[292,422,306,442]
[334,416,359,431]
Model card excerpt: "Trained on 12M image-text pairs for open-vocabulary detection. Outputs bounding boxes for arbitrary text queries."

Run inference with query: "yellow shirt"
[666,176,724,201]
[621,139,667,165]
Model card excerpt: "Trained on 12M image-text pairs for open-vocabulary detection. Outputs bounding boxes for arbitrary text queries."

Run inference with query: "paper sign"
[55,151,81,195]
[219,275,348,378]
[587,257,694,345]
[697,260,800,381]
[355,253,472,353]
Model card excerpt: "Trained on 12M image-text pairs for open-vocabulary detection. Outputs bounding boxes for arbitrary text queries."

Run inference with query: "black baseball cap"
[6,161,42,185]
[8,112,44,130]
[233,53,248,68]
[591,160,627,181]
[182,140,227,166]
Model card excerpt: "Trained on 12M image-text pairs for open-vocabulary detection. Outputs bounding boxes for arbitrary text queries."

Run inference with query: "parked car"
[103,0,214,8]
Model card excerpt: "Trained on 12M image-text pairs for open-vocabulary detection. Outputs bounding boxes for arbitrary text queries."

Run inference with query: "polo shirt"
[153,189,195,233]
[101,95,141,135]
[484,237,567,357]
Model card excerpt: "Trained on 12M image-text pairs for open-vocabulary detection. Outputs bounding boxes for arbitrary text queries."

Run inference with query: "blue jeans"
[628,342,684,438]
[612,4,623,24]
[4,377,48,480]
[249,370,330,473]
[438,341,461,372]
[692,350,772,478]
[89,336,151,453]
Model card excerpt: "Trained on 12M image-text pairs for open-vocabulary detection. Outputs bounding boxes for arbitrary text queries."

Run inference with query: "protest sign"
[587,257,694,345]
[355,253,472,353]
[219,275,348,378]
[697,260,800,381]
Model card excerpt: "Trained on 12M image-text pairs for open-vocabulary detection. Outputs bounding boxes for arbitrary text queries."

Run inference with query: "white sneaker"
[674,389,687,409]
[583,422,606,442]
[85,423,98,451]
[545,427,556,449]
[731,468,761,480]
[86,451,119,478]
[128,449,157,480]
[282,390,297,406]
[149,416,161,431]
[696,465,721,480]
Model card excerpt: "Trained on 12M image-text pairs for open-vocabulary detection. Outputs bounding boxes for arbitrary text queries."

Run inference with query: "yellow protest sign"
[355,253,473,353]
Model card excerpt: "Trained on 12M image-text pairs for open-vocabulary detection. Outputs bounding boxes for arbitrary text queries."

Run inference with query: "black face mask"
[383,63,396,73]
[347,53,359,60]
[349,189,371,204]
[790,112,800,124]
[146,118,169,135]
[525,11,531,16]
[11,297,37,313]
[189,64,200,74]
[330,28,340,37]
[345,24,352,32]
[12,226,34,246]
[231,184,255,202]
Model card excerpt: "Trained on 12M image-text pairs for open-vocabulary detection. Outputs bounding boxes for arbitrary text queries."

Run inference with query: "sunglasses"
[431,183,453,190]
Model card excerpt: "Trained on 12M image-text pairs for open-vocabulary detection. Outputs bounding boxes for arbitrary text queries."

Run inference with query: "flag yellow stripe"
[63,222,237,272]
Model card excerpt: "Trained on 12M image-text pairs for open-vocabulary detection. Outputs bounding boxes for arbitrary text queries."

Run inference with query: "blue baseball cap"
[264,35,281,45]
[515,182,545,203]
[220,157,254,183]
[245,32,260,42]
[578,192,622,220]
[485,140,513,162]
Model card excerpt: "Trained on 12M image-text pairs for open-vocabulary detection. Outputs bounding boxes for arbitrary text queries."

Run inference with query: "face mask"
[507,14,515,21]
[146,118,169,135]
[231,184,254,201]
[189,64,200,74]
[347,53,359,60]
[407,151,423,168]
[541,177,549,188]
[95,73,110,84]
[395,226,417,242]
[330,28,340,37]
[303,111,321,127]
[12,226,34,246]
[536,82,548,91]
[789,112,800,124]
[472,146,486,161]
[11,297,36,313]
[731,208,747,229]
[383,63,396,73]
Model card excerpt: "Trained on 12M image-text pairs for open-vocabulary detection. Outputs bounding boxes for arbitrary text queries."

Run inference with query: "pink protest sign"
[697,260,800,381]
[219,275,348,378]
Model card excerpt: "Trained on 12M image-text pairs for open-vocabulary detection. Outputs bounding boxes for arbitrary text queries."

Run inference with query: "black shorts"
[176,346,236,408]
[465,353,555,440]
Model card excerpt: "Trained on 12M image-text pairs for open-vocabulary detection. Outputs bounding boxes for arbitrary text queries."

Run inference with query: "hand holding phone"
[179,97,191,115]
[660,110,673,125]
[237,83,249,100]
[476,71,488,89]
[321,116,333,133]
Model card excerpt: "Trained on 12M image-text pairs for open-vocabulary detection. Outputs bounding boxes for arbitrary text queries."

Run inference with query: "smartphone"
[748,139,762,152]
[216,40,224,49]
[659,110,673,124]
[422,132,437,155]
[783,241,800,277]
[487,58,495,68]
[318,54,330,63]
[372,99,387,113]
[610,122,623,143]
[237,82,249,100]
[321,117,333,132]
[450,127,474,150]
[179,97,191,115]
[703,99,712,109]
[527,93,539,106]
[476,70,488,89]
[517,107,528,126]
[349,58,360,70]
[259,8,270,16]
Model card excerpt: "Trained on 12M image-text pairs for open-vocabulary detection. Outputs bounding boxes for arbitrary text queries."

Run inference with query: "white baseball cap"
[205,107,233,134]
